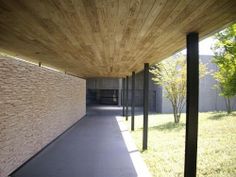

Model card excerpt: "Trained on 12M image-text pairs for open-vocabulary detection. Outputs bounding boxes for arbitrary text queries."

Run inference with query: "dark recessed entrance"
[87,89,118,105]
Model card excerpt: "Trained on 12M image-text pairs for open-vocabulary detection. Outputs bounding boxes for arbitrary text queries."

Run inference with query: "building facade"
[87,55,236,113]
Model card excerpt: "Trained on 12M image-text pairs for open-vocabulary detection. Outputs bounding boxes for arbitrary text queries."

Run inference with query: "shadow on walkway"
[11,106,147,177]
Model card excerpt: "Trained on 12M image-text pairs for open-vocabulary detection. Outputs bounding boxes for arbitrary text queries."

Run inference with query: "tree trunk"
[177,114,181,123]
[174,113,181,123]
[174,114,177,123]
[225,97,231,114]
[173,105,181,123]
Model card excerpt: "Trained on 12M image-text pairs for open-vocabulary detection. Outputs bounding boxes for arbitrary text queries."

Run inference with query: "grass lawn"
[125,112,236,177]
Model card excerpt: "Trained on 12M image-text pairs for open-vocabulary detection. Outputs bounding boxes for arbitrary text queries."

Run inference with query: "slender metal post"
[118,79,122,106]
[184,32,199,177]
[143,63,149,150]
[131,71,135,131]
[122,78,125,116]
[126,76,129,121]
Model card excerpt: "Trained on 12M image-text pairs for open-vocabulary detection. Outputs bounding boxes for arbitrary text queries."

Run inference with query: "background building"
[87,55,236,113]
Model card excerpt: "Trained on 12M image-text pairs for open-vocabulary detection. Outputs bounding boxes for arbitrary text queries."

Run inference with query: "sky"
[181,36,215,55]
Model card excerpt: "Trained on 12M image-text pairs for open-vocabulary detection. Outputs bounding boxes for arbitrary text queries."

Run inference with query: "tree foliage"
[212,23,236,114]
[150,54,208,123]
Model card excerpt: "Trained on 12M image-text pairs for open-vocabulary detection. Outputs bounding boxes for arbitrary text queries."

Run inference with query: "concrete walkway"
[11,106,150,177]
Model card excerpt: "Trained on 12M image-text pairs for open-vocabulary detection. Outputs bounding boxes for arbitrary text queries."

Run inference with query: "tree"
[212,23,236,114]
[150,54,208,123]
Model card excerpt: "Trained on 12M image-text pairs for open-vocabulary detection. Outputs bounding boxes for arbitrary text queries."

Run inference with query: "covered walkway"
[1,1,236,177]
[10,106,150,177]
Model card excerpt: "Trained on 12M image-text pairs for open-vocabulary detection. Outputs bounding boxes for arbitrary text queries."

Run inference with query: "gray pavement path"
[11,106,148,177]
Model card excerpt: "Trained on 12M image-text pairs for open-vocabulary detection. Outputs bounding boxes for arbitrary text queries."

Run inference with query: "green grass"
[125,112,236,177]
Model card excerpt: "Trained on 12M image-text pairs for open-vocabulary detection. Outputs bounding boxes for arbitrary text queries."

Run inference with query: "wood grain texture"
[0,0,235,78]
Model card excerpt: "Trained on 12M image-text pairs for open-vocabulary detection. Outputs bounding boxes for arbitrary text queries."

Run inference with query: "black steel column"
[143,63,149,150]
[126,76,129,121]
[122,78,125,116]
[131,71,135,131]
[184,32,199,177]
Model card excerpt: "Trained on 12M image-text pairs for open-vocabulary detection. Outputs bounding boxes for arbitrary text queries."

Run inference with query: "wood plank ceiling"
[0,0,236,78]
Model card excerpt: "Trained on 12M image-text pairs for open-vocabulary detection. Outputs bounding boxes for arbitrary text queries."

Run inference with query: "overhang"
[0,0,235,77]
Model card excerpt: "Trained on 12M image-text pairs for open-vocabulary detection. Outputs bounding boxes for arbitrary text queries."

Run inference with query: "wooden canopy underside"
[0,0,236,78]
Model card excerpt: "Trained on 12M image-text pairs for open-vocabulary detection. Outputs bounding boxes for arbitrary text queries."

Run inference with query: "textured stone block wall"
[0,57,86,177]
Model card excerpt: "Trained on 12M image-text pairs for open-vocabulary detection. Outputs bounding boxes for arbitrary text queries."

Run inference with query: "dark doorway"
[87,89,118,105]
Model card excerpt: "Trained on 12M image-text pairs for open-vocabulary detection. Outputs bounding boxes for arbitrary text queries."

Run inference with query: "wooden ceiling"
[0,0,236,78]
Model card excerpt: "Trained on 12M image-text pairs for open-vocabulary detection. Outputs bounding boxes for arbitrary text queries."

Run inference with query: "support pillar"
[143,63,149,150]
[122,78,125,116]
[131,71,135,131]
[184,32,199,177]
[126,76,129,121]
[118,79,122,106]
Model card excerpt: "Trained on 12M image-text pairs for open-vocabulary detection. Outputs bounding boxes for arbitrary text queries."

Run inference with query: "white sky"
[181,36,215,55]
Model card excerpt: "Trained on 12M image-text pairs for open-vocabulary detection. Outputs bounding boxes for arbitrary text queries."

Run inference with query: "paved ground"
[11,106,150,177]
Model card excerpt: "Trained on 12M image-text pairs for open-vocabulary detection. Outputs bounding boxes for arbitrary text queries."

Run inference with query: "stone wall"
[0,57,86,177]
